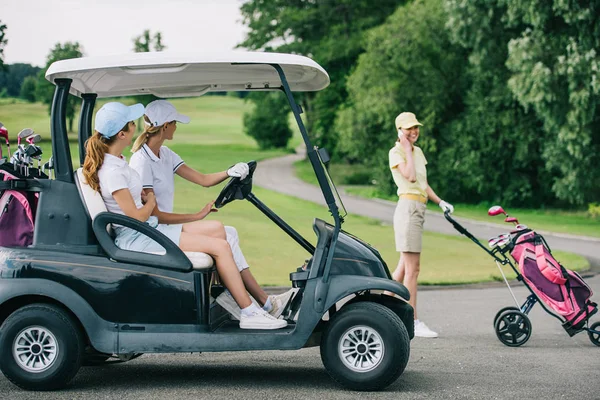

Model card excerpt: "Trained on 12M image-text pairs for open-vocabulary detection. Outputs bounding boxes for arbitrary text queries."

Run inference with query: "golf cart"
[0,52,413,391]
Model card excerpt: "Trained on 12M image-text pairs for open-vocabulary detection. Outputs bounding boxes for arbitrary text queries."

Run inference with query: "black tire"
[0,304,84,390]
[494,310,532,347]
[320,302,410,391]
[493,306,520,327]
[588,322,600,347]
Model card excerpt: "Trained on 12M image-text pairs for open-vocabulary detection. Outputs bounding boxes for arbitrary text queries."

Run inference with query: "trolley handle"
[444,210,507,262]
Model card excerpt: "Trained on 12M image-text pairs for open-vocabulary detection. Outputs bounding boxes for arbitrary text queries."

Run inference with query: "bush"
[588,203,600,219]
[243,92,292,149]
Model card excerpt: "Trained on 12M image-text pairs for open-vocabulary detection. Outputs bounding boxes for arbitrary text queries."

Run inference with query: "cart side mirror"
[317,147,330,164]
[488,205,506,216]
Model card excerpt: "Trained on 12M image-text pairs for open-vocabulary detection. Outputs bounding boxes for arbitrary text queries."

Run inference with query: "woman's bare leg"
[385,254,406,297]
[179,232,251,308]
[182,220,226,239]
[240,269,268,305]
[402,252,421,320]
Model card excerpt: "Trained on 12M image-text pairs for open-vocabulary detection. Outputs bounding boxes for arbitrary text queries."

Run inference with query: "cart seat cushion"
[75,167,213,270]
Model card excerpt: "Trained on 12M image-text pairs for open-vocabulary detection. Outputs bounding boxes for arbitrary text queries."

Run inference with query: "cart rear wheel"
[0,304,84,390]
[493,306,520,327]
[494,310,532,347]
[320,302,410,391]
[588,322,600,347]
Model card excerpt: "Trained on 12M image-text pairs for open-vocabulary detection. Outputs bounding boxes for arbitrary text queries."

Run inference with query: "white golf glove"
[227,162,249,180]
[439,200,454,214]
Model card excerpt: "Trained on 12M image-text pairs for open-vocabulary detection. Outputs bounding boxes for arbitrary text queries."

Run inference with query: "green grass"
[296,159,600,239]
[0,97,591,285]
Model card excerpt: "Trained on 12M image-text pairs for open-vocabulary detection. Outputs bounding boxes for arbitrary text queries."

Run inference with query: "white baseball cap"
[145,100,191,127]
[95,102,145,138]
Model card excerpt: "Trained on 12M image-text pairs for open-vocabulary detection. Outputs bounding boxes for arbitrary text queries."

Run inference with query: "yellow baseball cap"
[395,112,423,130]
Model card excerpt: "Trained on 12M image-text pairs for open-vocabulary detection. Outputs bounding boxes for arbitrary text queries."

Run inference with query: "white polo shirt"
[98,153,144,235]
[129,144,184,213]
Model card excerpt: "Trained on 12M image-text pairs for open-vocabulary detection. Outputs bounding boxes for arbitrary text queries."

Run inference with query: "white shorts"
[115,216,183,254]
[393,199,426,253]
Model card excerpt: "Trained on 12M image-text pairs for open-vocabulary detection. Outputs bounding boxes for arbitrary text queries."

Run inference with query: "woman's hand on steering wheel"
[197,200,218,219]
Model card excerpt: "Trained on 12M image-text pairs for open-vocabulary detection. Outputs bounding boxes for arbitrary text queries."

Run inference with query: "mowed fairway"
[0,96,588,285]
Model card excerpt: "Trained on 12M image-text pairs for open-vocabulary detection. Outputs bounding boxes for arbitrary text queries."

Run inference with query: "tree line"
[239,0,600,208]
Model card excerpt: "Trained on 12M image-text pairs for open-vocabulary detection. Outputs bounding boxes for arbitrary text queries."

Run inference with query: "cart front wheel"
[494,310,532,347]
[320,302,410,391]
[588,322,600,347]
[0,304,84,390]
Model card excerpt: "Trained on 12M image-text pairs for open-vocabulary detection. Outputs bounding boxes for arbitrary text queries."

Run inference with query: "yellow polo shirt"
[388,142,428,197]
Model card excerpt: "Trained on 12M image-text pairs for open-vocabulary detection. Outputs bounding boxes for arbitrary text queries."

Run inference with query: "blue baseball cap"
[95,102,145,138]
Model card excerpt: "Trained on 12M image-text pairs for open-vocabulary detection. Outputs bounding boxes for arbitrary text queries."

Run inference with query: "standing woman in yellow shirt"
[388,112,454,338]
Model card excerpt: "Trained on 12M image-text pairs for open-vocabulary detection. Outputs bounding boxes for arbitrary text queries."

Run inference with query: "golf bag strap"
[0,180,42,192]
[534,243,567,285]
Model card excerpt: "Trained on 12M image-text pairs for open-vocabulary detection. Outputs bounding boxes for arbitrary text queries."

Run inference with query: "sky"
[1,0,249,67]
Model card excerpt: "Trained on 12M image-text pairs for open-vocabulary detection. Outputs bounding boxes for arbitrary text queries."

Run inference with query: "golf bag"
[0,165,40,247]
[511,230,597,332]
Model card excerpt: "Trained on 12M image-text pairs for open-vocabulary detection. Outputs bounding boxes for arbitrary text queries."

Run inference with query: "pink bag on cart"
[0,167,39,247]
[511,231,597,331]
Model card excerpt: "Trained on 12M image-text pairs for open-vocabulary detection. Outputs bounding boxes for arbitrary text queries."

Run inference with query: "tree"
[239,0,405,155]
[133,30,166,52]
[0,20,7,71]
[243,92,292,149]
[20,75,37,102]
[503,0,600,205]
[0,63,40,97]
[36,42,84,133]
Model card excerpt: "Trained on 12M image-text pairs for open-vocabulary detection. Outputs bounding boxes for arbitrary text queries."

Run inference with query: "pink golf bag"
[511,231,597,332]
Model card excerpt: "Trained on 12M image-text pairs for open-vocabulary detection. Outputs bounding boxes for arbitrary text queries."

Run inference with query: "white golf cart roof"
[45,51,330,98]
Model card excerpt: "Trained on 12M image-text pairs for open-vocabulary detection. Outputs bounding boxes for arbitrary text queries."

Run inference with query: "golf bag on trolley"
[511,230,597,334]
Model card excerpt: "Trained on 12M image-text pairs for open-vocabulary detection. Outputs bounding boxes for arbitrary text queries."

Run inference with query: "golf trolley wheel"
[320,302,410,391]
[0,304,84,390]
[588,322,600,347]
[493,306,520,327]
[494,310,532,347]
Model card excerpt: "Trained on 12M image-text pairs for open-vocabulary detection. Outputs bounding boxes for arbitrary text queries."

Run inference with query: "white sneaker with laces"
[414,320,438,338]
[268,289,295,318]
[240,308,288,330]
[216,291,241,320]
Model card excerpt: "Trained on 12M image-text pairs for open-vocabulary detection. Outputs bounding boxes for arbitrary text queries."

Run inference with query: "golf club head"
[488,205,506,216]
[505,216,519,224]
[0,126,8,143]
[25,133,41,145]
[0,122,4,128]
[514,224,528,231]
[18,128,34,139]
[488,233,510,248]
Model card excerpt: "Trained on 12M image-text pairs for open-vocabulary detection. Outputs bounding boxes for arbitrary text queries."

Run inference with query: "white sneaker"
[240,308,288,330]
[216,291,241,320]
[414,321,438,338]
[268,289,295,318]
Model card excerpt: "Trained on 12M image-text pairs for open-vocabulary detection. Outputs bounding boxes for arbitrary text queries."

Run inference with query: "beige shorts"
[393,199,426,253]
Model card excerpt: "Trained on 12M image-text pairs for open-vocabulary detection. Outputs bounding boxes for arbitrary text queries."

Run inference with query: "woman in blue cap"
[82,102,287,330]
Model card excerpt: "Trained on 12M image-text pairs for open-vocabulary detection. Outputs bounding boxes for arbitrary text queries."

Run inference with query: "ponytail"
[83,131,117,193]
[131,115,163,153]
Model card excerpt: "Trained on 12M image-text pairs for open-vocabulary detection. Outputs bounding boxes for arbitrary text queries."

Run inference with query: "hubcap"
[13,326,59,373]
[338,325,385,372]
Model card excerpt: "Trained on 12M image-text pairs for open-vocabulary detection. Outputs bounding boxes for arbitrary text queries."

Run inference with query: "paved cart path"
[253,150,600,266]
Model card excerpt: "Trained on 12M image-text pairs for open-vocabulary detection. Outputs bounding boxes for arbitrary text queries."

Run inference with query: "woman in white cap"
[129,100,294,321]
[83,101,287,330]
[388,111,454,338]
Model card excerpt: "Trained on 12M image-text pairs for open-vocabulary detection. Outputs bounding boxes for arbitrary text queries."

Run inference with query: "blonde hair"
[131,115,164,153]
[82,131,118,193]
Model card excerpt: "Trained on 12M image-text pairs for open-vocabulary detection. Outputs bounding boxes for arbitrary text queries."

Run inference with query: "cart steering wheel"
[215,161,257,209]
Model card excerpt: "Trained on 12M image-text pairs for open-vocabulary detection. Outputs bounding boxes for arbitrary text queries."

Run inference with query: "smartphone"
[397,129,404,140]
